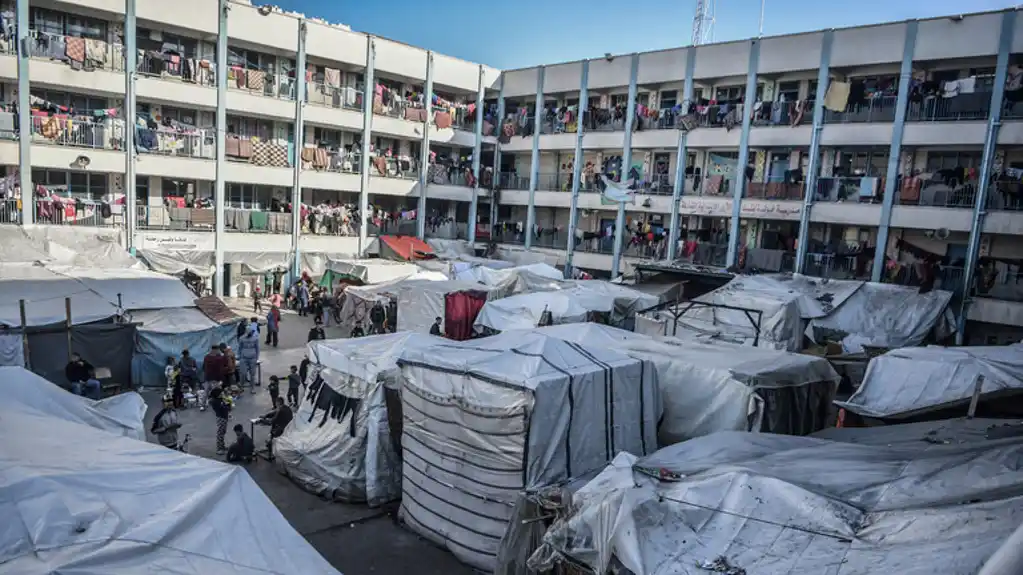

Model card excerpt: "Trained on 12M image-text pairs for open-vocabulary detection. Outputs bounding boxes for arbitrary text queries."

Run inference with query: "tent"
[274,332,443,506]
[0,262,197,327]
[453,262,563,288]
[474,290,600,333]
[335,271,447,335]
[1,366,147,439]
[530,425,1023,575]
[129,307,242,389]
[535,323,839,441]
[317,259,420,289]
[378,235,433,261]
[0,368,341,575]
[396,331,661,572]
[396,279,504,339]
[835,343,1023,420]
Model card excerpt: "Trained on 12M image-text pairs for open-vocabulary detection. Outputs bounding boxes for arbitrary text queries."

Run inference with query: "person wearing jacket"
[202,345,226,398]
[151,394,181,449]
[237,329,260,389]
[298,283,310,317]
[209,386,232,454]
[220,343,237,388]
[265,305,281,348]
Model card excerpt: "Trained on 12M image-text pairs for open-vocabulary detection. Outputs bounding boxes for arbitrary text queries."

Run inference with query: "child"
[267,375,281,407]
[253,284,263,313]
[287,365,302,407]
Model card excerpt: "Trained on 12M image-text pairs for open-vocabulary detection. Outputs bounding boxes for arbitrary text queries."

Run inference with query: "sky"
[274,0,1017,69]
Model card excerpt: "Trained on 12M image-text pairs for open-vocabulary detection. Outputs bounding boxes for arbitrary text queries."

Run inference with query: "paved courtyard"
[141,299,473,575]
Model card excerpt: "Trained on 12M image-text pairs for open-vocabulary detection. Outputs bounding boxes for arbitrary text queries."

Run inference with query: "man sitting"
[226,423,255,463]
[257,397,293,460]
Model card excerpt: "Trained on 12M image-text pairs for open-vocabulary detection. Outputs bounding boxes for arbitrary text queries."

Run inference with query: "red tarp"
[379,235,434,261]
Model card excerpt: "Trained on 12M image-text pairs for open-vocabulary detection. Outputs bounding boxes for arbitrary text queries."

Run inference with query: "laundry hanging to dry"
[823,81,851,112]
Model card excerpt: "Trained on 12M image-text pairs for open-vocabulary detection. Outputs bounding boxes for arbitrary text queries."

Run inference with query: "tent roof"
[130,307,221,334]
[0,373,341,575]
[0,263,197,327]
[836,343,1023,419]
[308,331,443,386]
[533,427,1023,575]
[398,330,637,391]
[379,235,433,261]
[474,291,595,331]
[325,259,420,284]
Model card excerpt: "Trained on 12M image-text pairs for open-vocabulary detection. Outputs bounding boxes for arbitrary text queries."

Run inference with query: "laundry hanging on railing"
[599,175,637,204]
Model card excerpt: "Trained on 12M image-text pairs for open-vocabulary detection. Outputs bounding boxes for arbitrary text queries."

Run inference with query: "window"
[65,14,106,40]
[136,176,149,203]
[314,127,343,148]
[659,90,678,109]
[226,116,271,140]
[715,86,743,101]
[67,172,107,199]
[926,151,983,172]
[159,106,196,125]
[970,67,996,92]
[807,80,819,100]
[777,81,800,102]
[610,94,629,107]
[137,28,199,58]
[162,178,194,198]
[30,8,107,40]
[32,169,66,188]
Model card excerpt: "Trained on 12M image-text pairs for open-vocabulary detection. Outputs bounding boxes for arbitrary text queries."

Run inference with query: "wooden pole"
[19,299,29,369]
[65,297,72,362]
[967,374,985,419]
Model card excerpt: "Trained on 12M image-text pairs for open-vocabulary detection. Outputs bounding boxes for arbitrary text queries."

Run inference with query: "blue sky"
[275,0,1016,69]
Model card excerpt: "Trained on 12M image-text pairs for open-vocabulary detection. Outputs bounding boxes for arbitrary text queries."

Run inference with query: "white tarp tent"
[1,366,146,440]
[322,259,420,284]
[474,289,610,332]
[0,225,138,269]
[534,323,839,441]
[138,249,293,278]
[396,278,503,334]
[453,262,563,286]
[530,426,1023,575]
[275,332,442,506]
[335,272,448,334]
[0,372,341,574]
[0,263,197,327]
[396,331,661,572]
[836,343,1023,419]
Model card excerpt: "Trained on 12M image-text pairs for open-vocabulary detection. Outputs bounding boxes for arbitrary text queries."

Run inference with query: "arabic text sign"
[678,198,802,220]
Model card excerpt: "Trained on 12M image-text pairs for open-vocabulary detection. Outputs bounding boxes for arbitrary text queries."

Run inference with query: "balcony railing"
[585,109,627,132]
[26,30,125,72]
[814,176,882,203]
[300,148,362,174]
[823,94,898,124]
[803,253,868,280]
[136,204,294,233]
[898,180,976,209]
[227,69,296,100]
[29,114,126,151]
[137,50,213,86]
[136,125,215,159]
[306,82,363,111]
[906,93,992,122]
[499,172,529,191]
[693,103,744,129]
[987,181,1023,212]
[745,180,804,200]
[752,100,810,127]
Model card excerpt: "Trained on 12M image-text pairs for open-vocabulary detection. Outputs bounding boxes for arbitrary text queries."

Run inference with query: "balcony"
[906,93,991,122]
[693,103,744,129]
[814,177,882,203]
[224,135,292,168]
[300,148,362,174]
[27,30,125,73]
[28,114,125,152]
[803,252,870,280]
[585,108,628,132]
[136,124,215,160]
[752,100,810,127]
[137,50,213,87]
[135,204,295,234]
[823,95,898,124]
[371,156,420,181]
[227,69,296,101]
[1,197,123,227]
[746,180,803,200]
[306,82,364,113]
[988,180,1023,212]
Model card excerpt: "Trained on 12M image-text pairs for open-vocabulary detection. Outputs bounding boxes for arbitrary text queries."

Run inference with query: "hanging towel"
[823,81,850,112]
[313,148,329,169]
[325,67,341,88]
[373,156,388,176]
[301,147,316,163]
[84,38,108,66]
[225,136,241,157]
[65,36,86,63]
[247,69,266,91]
[238,138,254,159]
[957,77,976,94]
[434,111,452,129]
[249,210,269,231]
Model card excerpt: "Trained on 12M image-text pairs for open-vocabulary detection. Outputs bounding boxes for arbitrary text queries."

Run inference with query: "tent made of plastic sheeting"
[396,331,661,572]
[379,235,433,261]
[0,393,341,575]
[426,237,475,258]
[572,280,660,325]
[534,323,839,441]
[0,225,137,268]
[336,272,448,334]
[806,280,955,352]
[129,307,242,389]
[1,366,147,439]
[318,259,419,285]
[530,429,1023,575]
[453,262,563,287]
[50,265,198,311]
[835,343,1023,420]
[137,249,294,277]
[474,290,601,333]
[275,332,444,506]
[396,279,504,339]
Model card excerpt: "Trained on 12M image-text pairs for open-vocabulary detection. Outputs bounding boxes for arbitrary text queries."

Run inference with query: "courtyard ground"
[141,299,474,575]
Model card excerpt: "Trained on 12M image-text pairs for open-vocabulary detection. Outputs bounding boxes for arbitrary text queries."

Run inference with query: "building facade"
[2,0,1022,343]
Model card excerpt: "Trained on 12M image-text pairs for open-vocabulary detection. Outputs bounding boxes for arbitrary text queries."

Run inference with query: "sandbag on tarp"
[835,343,1023,419]
[396,331,661,572]
[274,332,443,506]
[535,323,839,440]
[530,428,1023,575]
[0,365,146,439]
[0,393,341,574]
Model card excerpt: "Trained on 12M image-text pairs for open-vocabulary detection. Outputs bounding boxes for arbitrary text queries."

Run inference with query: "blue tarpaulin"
[130,307,241,389]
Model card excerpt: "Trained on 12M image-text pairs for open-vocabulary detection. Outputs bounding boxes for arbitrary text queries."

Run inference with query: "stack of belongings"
[274,332,443,506]
[395,330,661,571]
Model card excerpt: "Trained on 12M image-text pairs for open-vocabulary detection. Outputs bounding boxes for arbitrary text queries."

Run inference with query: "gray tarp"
[530,425,1023,575]
[28,323,136,388]
[137,249,293,277]
[835,343,1023,419]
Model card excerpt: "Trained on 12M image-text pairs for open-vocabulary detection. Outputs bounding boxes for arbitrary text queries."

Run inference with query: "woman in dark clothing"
[209,387,232,454]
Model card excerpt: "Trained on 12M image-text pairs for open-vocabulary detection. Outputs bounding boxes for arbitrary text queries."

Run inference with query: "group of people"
[348,299,394,338]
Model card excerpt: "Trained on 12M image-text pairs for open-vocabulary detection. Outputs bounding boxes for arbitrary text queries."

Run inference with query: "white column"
[358,37,376,253]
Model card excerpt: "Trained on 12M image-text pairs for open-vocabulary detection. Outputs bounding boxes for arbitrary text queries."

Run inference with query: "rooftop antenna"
[758,0,766,36]
[691,0,716,45]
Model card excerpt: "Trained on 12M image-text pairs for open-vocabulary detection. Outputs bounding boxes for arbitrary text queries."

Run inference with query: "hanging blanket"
[65,37,86,63]
[434,111,452,129]
[251,141,289,167]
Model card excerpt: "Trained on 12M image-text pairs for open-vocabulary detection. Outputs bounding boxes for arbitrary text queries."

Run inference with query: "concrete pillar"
[124,0,137,248]
[611,54,640,278]
[726,38,760,268]
[416,52,433,239]
[795,30,833,274]
[213,0,228,295]
[564,60,589,277]
[525,66,545,249]
[291,19,306,277]
[468,65,485,244]
[358,37,376,253]
[16,0,32,225]
[666,47,697,261]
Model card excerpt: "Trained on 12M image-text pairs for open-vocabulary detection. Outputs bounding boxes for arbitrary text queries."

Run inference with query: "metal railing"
[900,182,977,208]
[227,70,296,100]
[745,180,804,200]
[906,93,992,122]
[136,126,215,159]
[30,115,125,151]
[823,94,898,124]
[26,29,125,72]
[802,253,866,280]
[986,182,1023,212]
[693,103,744,129]
[587,109,627,132]
[136,51,213,86]
[306,82,363,111]
[752,100,809,127]
[814,177,881,202]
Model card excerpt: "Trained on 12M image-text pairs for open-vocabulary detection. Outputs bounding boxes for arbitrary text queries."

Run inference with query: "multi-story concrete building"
[2,1,1021,344]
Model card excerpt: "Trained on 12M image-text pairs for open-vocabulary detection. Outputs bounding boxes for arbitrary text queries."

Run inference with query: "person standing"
[307,316,326,342]
[298,282,310,317]
[209,387,232,455]
[265,305,281,348]
[267,375,281,407]
[178,349,199,403]
[369,300,386,335]
[202,345,226,400]
[237,328,260,389]
[286,365,302,407]
[220,343,237,389]
[252,283,263,313]
[151,394,182,449]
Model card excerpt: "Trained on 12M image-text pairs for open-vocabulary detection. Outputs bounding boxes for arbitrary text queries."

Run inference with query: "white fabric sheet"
[0,263,121,326]
[0,388,340,574]
[531,428,1023,575]
[397,331,661,572]
[0,333,25,367]
[396,279,501,334]
[836,343,1023,418]
[474,290,596,332]
[1,366,146,440]
[129,307,221,334]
